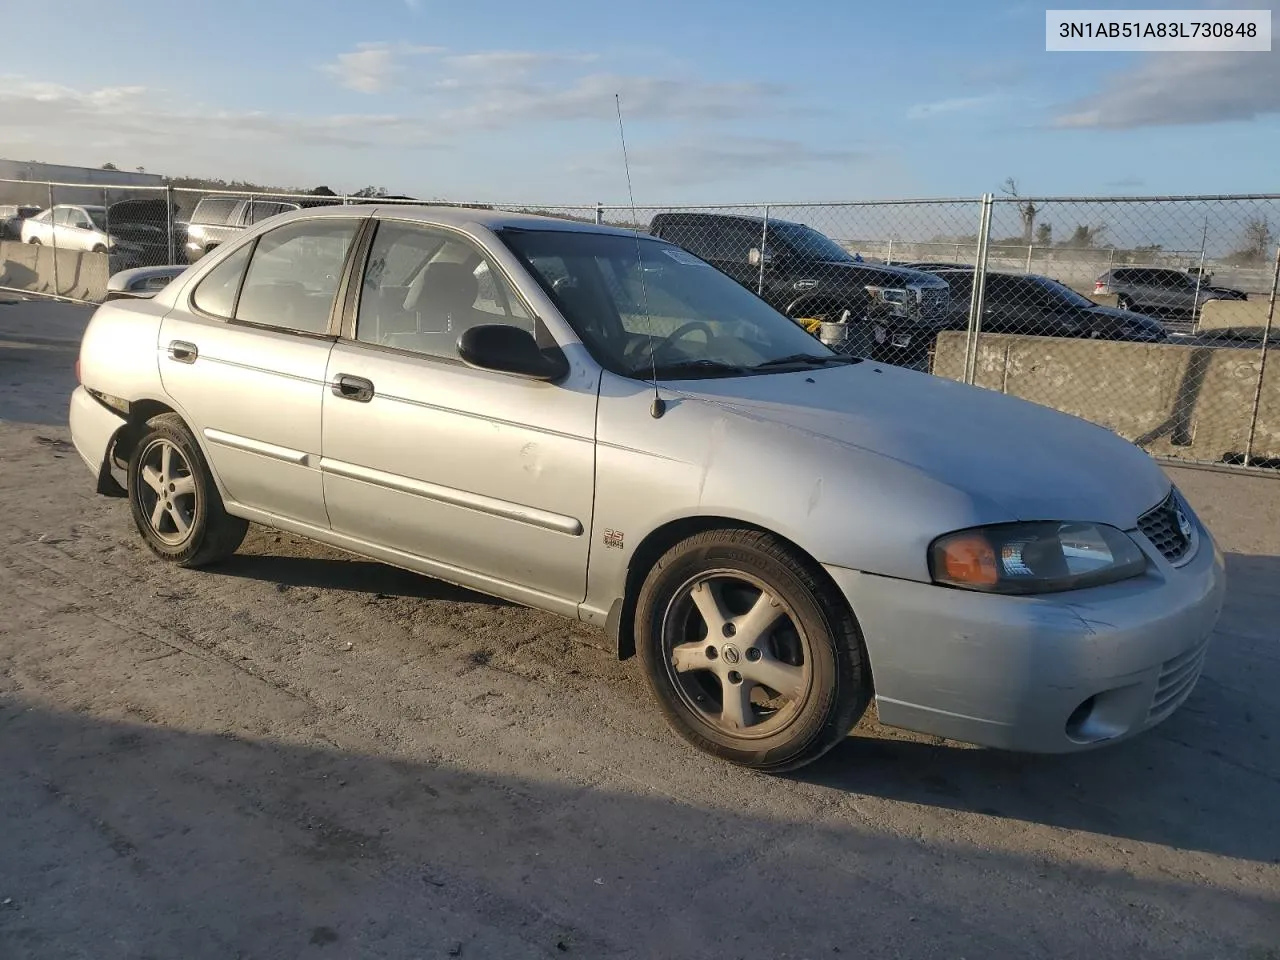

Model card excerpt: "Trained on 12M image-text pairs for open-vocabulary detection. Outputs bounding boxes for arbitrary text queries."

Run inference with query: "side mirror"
[457,324,568,382]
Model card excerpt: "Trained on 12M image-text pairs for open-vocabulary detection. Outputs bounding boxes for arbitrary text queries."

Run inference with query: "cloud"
[320,43,792,128]
[440,73,790,129]
[1054,51,1280,129]
[322,42,443,94]
[0,77,442,183]
[578,135,868,188]
[443,51,599,74]
[906,95,1001,120]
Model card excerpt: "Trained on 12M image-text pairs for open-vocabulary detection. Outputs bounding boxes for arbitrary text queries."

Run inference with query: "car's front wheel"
[127,413,248,567]
[636,528,870,771]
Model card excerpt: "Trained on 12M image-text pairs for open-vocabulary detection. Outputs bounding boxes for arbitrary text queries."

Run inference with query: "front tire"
[127,413,248,567]
[636,529,870,772]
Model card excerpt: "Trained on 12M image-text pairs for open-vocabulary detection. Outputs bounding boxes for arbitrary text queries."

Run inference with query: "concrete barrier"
[931,331,1280,463]
[0,241,110,302]
[1196,298,1278,339]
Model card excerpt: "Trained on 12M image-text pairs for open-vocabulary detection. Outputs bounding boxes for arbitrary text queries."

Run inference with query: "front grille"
[1148,637,1209,720]
[1137,491,1192,564]
[914,286,949,320]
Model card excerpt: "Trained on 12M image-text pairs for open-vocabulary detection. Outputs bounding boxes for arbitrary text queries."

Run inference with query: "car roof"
[269,203,653,239]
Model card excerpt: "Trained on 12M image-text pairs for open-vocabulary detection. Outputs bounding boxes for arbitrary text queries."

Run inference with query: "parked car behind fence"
[1095,266,1248,320]
[911,266,1170,343]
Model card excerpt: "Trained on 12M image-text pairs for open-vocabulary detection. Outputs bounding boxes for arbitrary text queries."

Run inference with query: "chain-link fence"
[2,178,1277,472]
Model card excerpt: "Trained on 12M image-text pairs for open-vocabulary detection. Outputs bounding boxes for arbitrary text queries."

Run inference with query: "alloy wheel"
[660,569,814,739]
[134,438,198,545]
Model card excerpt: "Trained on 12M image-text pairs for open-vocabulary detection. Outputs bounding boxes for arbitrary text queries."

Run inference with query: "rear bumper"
[825,516,1226,753]
[69,385,127,479]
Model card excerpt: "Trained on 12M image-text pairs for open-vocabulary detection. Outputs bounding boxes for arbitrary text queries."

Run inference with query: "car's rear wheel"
[28,237,40,245]
[636,528,870,771]
[127,413,247,567]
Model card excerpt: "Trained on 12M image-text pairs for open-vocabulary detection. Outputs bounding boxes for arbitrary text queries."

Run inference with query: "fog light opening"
[1065,696,1097,740]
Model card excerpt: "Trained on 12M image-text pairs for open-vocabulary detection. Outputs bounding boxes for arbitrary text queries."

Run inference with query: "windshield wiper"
[636,359,750,379]
[752,353,862,370]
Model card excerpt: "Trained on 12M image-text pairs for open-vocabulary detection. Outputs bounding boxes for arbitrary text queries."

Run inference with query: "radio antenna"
[615,93,664,419]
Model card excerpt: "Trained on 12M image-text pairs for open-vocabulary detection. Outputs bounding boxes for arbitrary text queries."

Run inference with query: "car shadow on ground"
[798,552,1280,866]
[208,550,513,606]
[2,698,1275,959]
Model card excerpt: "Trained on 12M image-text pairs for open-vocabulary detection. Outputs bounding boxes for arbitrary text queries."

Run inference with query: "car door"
[320,218,598,606]
[158,215,365,528]
[52,207,86,250]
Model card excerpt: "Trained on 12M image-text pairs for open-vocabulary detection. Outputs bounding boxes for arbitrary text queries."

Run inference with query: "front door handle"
[167,340,198,364]
[331,373,374,403]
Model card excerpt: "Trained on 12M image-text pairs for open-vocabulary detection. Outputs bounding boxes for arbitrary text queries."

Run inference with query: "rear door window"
[234,219,360,334]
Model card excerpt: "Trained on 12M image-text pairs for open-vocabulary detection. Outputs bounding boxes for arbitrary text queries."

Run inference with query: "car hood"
[1203,285,1246,299]
[672,363,1169,530]
[811,260,949,287]
[1084,305,1168,338]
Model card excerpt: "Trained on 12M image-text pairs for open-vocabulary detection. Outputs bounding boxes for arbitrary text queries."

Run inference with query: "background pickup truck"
[183,195,338,262]
[649,211,951,356]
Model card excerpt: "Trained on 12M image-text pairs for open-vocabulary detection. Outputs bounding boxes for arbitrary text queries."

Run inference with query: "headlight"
[929,521,1147,594]
[867,285,908,304]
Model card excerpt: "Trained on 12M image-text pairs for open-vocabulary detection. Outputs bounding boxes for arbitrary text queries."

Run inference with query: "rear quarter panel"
[78,299,168,403]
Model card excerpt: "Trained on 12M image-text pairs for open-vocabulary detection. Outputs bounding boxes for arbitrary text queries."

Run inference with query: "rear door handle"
[167,340,198,364]
[331,373,374,403]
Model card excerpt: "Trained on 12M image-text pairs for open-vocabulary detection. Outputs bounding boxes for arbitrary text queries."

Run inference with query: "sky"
[1,0,1277,206]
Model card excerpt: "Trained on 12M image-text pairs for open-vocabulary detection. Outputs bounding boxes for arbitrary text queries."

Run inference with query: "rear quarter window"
[191,198,239,226]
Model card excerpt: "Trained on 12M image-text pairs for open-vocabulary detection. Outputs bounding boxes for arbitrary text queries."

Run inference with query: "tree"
[310,185,337,196]
[1061,224,1107,248]
[1001,177,1037,245]
[1228,216,1274,264]
[101,162,117,170]
[1034,222,1052,246]
[352,185,388,198]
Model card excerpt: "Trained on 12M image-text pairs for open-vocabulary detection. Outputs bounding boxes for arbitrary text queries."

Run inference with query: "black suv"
[649,213,951,352]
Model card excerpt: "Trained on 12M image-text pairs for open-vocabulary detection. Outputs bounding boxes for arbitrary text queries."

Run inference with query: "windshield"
[1032,276,1094,308]
[498,229,842,379]
[768,221,855,263]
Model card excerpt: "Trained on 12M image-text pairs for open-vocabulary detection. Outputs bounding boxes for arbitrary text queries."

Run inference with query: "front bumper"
[826,517,1226,753]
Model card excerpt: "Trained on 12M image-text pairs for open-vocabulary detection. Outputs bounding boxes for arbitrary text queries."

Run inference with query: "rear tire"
[126,413,247,567]
[28,237,40,245]
[636,528,870,772]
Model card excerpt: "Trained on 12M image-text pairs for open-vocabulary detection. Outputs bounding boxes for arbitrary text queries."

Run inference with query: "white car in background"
[20,204,145,261]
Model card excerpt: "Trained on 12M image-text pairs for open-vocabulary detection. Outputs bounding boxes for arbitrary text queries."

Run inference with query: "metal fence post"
[757,204,770,295]
[886,237,894,265]
[962,194,994,385]
[1243,246,1280,467]
[166,185,176,265]
[47,183,59,298]
[594,202,603,226]
[1025,244,1033,274]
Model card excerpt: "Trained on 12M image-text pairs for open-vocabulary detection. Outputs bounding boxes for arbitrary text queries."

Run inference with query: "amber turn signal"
[937,533,999,587]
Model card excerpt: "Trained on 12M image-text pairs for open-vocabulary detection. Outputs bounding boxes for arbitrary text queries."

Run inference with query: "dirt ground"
[1,299,1277,960]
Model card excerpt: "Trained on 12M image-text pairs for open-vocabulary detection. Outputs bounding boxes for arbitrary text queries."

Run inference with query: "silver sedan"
[69,205,1226,770]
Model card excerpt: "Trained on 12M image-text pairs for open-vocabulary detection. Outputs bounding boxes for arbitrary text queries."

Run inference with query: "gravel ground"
[1,299,1277,960]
